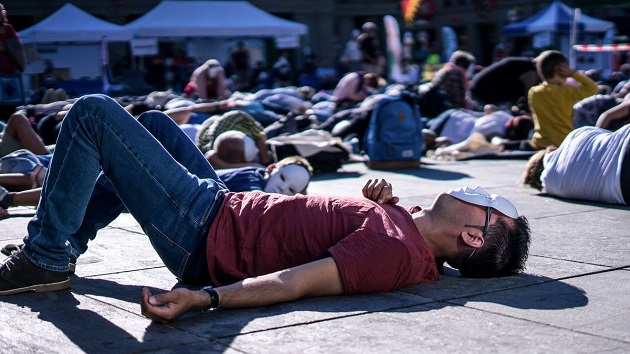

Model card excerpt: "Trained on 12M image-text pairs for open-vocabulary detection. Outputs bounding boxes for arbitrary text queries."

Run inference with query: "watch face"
[447,186,518,219]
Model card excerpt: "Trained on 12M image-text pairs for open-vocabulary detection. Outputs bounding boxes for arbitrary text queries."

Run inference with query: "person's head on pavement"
[263,156,313,196]
[213,130,259,165]
[421,186,531,278]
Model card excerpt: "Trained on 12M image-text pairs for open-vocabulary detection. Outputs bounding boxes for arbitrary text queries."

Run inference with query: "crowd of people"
[0,10,628,323]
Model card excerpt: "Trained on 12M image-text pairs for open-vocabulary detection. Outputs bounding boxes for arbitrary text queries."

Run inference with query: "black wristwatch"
[201,286,220,311]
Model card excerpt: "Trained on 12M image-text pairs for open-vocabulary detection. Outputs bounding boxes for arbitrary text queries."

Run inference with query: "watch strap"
[202,286,220,310]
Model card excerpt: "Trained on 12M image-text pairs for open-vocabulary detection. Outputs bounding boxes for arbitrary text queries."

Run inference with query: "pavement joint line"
[549,264,630,282]
[78,265,166,278]
[531,254,629,270]
[532,207,614,220]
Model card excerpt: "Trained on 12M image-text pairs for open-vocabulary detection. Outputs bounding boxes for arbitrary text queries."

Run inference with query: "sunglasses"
[463,206,493,263]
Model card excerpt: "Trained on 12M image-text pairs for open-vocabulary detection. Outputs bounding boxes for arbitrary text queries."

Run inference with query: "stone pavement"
[1,158,629,353]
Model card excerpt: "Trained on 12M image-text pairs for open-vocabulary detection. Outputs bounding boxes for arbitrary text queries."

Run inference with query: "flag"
[401,0,423,25]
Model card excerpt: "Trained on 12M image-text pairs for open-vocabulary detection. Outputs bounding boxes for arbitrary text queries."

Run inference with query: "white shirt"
[542,124,630,204]
[471,110,512,138]
[440,110,511,144]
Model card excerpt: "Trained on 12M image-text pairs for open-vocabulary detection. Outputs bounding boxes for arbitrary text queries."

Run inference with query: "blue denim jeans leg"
[23,94,227,281]
[69,110,222,261]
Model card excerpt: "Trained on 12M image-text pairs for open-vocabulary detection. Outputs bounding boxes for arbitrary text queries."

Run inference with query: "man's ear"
[460,230,485,248]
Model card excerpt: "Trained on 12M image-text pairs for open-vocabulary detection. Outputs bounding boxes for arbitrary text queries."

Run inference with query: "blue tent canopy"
[502,1,614,36]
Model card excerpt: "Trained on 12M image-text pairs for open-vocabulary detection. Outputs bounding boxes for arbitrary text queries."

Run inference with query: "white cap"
[242,135,259,162]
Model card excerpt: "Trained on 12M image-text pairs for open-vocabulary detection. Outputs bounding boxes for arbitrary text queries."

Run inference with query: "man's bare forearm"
[197,257,344,309]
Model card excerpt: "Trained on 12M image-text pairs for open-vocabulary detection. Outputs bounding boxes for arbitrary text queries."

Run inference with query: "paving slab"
[217,303,628,353]
[527,208,630,267]
[0,290,204,353]
[448,269,630,344]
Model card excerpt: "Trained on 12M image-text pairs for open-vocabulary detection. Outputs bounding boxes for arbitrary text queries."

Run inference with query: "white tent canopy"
[124,0,308,38]
[18,3,133,43]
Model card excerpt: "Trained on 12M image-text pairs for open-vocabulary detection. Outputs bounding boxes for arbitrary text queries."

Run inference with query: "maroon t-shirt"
[206,192,440,293]
[0,24,19,73]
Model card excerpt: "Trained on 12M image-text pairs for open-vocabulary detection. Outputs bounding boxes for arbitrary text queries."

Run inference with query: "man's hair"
[363,73,384,89]
[275,155,314,178]
[455,216,531,278]
[522,147,554,191]
[449,50,475,69]
[535,50,567,81]
[505,115,534,141]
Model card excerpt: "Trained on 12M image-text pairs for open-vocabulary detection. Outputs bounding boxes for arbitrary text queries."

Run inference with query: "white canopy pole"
[570,8,581,68]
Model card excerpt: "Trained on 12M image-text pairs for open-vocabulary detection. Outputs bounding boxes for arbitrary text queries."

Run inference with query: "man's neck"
[412,211,447,259]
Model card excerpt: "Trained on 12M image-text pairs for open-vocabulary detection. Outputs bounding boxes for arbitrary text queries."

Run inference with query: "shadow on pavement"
[534,193,630,211]
[0,272,588,351]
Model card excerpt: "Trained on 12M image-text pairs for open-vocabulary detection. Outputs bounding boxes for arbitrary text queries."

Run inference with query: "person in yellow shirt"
[528,50,598,149]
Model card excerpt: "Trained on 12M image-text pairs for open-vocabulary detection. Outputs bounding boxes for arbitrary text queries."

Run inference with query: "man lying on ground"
[0,94,531,324]
[523,123,630,205]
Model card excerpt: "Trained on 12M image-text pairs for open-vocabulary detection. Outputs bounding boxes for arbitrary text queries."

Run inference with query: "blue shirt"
[217,167,266,192]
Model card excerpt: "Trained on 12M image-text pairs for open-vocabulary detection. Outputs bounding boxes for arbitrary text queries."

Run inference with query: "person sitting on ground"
[522,123,630,205]
[528,50,598,149]
[184,59,232,101]
[431,50,476,109]
[331,71,383,110]
[195,110,271,167]
[217,155,313,195]
[0,94,531,325]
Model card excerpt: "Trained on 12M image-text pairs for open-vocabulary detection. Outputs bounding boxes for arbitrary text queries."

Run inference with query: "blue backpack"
[363,92,424,164]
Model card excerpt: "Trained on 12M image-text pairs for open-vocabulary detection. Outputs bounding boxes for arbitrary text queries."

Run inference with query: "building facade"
[5,0,628,71]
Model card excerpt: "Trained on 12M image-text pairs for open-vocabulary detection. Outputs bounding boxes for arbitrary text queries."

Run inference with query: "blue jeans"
[23,94,227,283]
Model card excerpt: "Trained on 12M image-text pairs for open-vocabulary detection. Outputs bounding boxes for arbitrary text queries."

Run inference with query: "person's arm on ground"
[190,100,234,114]
[362,178,399,205]
[0,173,41,191]
[163,106,192,125]
[0,187,41,218]
[596,100,630,129]
[140,257,343,323]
